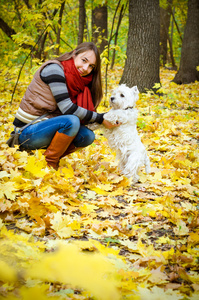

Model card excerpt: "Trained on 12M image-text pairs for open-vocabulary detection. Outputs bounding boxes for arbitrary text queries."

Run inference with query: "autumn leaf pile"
[0,66,199,300]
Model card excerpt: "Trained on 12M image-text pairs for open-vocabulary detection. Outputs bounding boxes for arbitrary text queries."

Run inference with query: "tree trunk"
[160,0,172,66]
[23,0,32,9]
[37,31,48,60]
[92,3,108,54]
[0,17,16,40]
[56,1,65,55]
[120,0,160,93]
[167,26,177,69]
[110,3,126,69]
[0,17,31,49]
[78,0,86,45]
[173,0,199,84]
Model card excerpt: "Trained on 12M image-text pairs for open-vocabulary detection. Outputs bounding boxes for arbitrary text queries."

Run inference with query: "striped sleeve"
[40,63,104,124]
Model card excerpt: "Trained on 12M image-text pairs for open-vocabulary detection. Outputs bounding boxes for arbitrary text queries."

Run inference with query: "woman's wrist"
[97,113,105,124]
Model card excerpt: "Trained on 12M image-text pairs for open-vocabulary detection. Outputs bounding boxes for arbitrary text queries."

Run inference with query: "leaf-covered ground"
[0,67,199,300]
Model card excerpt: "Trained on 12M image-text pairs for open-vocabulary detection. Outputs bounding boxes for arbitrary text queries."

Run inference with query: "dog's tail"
[145,154,151,174]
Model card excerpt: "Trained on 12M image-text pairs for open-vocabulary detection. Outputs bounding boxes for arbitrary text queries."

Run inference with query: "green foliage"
[0,0,192,95]
[0,0,78,66]
[171,0,188,65]
[159,0,188,66]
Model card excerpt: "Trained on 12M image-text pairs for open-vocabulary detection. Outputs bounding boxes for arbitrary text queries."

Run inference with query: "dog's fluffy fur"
[89,84,151,182]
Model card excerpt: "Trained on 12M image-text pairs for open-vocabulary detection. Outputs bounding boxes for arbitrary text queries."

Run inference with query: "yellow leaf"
[61,165,74,178]
[0,181,17,200]
[28,244,120,300]
[173,220,189,236]
[0,227,45,269]
[24,156,47,177]
[106,227,119,237]
[0,260,17,282]
[83,190,97,199]
[92,187,109,195]
[0,171,10,179]
[109,187,125,196]
[120,239,139,253]
[157,236,176,245]
[91,239,121,257]
[188,232,199,245]
[153,82,161,89]
[139,173,148,183]
[0,218,3,228]
[18,285,60,300]
[181,202,196,212]
[50,211,75,238]
[138,286,183,300]
[97,183,114,191]
[148,266,168,284]
[79,203,98,214]
[162,247,175,260]
[154,171,162,181]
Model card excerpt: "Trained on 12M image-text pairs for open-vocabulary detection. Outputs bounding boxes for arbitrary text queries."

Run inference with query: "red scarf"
[61,58,95,112]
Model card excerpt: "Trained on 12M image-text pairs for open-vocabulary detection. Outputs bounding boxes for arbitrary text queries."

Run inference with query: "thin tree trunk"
[110,3,126,69]
[169,7,175,67]
[92,3,108,54]
[78,0,86,44]
[160,0,172,66]
[171,8,183,42]
[104,0,121,99]
[167,30,177,69]
[56,1,65,55]
[37,31,48,60]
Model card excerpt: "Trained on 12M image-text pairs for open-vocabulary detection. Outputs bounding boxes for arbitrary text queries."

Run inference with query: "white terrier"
[89,84,151,182]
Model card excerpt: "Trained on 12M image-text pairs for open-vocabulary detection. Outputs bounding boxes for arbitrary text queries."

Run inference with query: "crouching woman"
[12,42,116,169]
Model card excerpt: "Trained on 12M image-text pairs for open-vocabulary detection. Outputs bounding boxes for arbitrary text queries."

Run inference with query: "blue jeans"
[18,115,95,150]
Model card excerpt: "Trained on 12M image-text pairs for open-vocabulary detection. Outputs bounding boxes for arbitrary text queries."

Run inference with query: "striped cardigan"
[13,60,104,127]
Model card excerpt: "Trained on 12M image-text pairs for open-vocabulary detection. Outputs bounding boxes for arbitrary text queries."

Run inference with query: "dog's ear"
[120,83,127,89]
[131,86,139,94]
[129,86,139,107]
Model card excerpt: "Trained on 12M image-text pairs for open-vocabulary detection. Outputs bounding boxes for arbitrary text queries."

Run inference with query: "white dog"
[89,84,151,183]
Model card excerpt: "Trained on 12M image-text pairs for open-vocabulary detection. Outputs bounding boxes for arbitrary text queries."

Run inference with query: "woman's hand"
[102,119,121,129]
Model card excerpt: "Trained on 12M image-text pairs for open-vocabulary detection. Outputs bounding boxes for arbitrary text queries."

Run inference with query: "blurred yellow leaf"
[28,244,120,300]
[0,260,17,282]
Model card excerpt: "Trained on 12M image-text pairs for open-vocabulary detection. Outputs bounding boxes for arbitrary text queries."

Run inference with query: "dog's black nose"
[110,97,115,102]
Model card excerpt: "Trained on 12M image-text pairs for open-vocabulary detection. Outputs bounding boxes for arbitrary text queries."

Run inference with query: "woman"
[13,42,118,169]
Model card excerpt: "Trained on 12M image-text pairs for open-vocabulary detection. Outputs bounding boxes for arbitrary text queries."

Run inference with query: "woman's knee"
[87,130,95,145]
[58,115,80,136]
[74,127,95,147]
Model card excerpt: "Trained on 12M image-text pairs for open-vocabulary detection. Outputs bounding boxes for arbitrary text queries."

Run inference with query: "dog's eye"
[120,93,125,97]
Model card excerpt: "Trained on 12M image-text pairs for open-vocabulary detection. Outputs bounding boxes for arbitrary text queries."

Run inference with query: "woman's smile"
[73,50,96,76]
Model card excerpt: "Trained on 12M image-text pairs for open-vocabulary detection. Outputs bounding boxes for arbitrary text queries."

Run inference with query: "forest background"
[0,0,199,300]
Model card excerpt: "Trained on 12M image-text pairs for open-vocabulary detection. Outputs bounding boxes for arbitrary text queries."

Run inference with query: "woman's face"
[73,50,96,76]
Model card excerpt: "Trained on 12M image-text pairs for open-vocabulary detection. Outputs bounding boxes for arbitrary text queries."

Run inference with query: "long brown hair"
[56,42,103,109]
